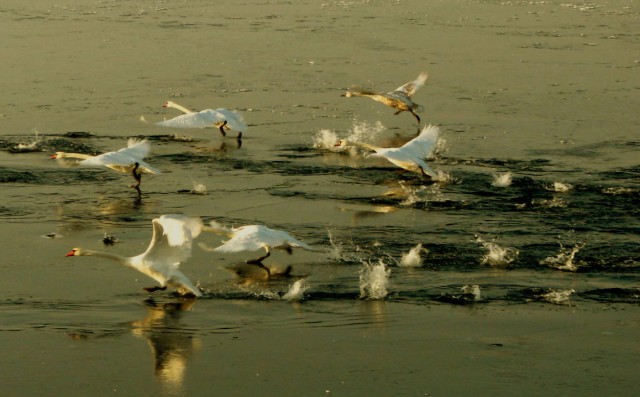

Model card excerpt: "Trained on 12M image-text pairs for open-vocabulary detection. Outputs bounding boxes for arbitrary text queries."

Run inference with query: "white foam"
[540,243,586,272]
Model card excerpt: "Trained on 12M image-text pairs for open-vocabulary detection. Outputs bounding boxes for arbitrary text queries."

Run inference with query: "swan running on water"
[335,124,440,178]
[200,221,318,275]
[51,138,160,195]
[65,215,203,297]
[157,101,247,140]
[342,72,428,124]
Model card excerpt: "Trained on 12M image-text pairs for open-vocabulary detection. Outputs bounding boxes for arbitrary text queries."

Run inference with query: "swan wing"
[214,226,265,253]
[156,109,225,129]
[119,138,152,160]
[267,228,314,251]
[143,217,194,268]
[399,124,439,159]
[391,72,428,97]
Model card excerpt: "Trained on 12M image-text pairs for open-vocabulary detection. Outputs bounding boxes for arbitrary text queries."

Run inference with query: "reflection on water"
[131,299,201,396]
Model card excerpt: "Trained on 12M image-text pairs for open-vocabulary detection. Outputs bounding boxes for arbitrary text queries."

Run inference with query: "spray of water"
[190,181,207,195]
[399,243,426,267]
[545,181,573,193]
[461,284,482,301]
[492,172,513,187]
[359,260,391,300]
[312,119,386,152]
[281,279,310,301]
[475,235,519,267]
[540,289,575,305]
[540,243,586,272]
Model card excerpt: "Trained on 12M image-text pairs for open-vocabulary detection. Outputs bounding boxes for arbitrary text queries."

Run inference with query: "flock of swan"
[54,72,438,298]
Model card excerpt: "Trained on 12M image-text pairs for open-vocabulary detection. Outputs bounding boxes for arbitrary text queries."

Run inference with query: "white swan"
[51,138,160,195]
[65,215,203,297]
[157,101,247,139]
[335,124,440,178]
[342,72,428,124]
[201,221,317,274]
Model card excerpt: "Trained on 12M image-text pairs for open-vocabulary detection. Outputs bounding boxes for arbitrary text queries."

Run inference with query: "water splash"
[461,284,482,301]
[540,289,575,305]
[491,172,513,187]
[281,279,309,301]
[540,243,586,272]
[359,260,391,300]
[545,181,573,193]
[190,181,207,195]
[399,243,426,267]
[475,235,519,267]
[313,119,386,152]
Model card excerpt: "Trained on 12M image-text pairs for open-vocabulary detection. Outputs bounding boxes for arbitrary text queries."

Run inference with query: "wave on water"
[359,260,390,300]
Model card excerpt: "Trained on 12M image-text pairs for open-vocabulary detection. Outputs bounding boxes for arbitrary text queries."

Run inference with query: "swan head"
[341,91,353,98]
[50,152,63,159]
[65,248,82,257]
[162,101,176,109]
[335,139,350,147]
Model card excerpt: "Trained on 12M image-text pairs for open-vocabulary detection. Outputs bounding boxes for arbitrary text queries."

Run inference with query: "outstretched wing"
[392,72,428,97]
[155,109,226,129]
[143,217,195,268]
[399,124,439,159]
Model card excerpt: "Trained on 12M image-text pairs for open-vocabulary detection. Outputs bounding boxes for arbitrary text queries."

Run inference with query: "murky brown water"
[1,0,639,395]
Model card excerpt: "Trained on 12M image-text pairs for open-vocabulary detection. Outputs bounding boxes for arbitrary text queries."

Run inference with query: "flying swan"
[200,221,318,274]
[156,101,247,140]
[341,72,428,124]
[335,124,440,178]
[51,138,160,195]
[65,215,204,297]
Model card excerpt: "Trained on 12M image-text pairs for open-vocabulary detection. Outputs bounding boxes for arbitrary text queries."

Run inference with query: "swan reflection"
[131,298,201,395]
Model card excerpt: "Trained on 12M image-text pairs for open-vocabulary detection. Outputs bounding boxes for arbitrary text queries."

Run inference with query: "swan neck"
[202,226,234,238]
[348,141,379,152]
[80,249,129,265]
[58,152,93,160]
[170,102,194,114]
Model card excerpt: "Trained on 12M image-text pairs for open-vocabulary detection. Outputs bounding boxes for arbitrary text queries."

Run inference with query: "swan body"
[157,101,247,139]
[336,124,440,178]
[201,222,316,272]
[342,72,428,123]
[65,215,203,297]
[51,138,160,194]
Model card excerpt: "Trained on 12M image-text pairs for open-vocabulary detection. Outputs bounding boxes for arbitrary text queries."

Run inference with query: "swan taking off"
[65,215,204,297]
[342,72,428,124]
[335,124,440,178]
[201,221,317,274]
[157,101,247,140]
[51,138,160,195]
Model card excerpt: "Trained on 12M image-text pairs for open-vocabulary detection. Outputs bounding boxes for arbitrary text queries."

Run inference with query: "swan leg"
[144,285,167,293]
[218,120,228,137]
[247,250,272,275]
[131,162,142,196]
[410,110,421,123]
